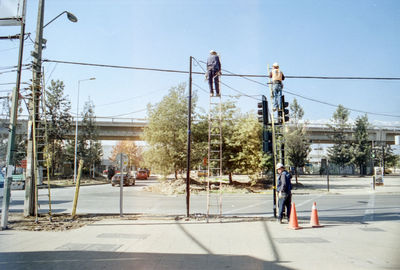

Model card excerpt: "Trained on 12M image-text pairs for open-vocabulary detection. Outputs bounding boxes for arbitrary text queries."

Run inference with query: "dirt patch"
[144,178,272,195]
[5,213,103,231]
[4,213,275,231]
[42,178,109,188]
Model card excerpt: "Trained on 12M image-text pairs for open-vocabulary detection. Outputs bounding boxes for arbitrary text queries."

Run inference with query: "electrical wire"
[96,88,165,108]
[107,108,147,118]
[41,58,399,118]
[43,58,400,81]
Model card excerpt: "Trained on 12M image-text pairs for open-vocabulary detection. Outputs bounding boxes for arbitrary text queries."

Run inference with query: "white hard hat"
[273,62,279,67]
[276,163,284,169]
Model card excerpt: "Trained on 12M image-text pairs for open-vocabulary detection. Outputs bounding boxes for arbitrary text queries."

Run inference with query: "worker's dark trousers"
[278,193,292,221]
[208,70,220,95]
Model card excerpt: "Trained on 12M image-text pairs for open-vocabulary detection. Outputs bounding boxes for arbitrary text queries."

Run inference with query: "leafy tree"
[143,83,194,179]
[45,80,72,175]
[285,99,311,183]
[374,145,399,174]
[351,114,371,175]
[226,113,263,180]
[327,105,352,174]
[110,141,143,169]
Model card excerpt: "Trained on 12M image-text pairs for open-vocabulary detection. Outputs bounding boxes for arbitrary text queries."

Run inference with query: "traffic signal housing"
[278,95,289,124]
[263,130,273,153]
[258,95,269,126]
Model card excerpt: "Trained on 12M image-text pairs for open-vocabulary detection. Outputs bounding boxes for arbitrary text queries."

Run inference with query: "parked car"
[136,169,148,180]
[111,172,135,186]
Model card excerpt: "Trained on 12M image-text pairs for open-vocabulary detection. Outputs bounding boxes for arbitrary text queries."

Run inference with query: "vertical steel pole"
[186,56,192,218]
[1,0,27,229]
[268,64,277,218]
[327,159,330,192]
[119,154,123,217]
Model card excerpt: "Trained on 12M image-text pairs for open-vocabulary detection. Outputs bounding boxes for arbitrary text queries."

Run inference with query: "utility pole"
[1,0,27,229]
[24,0,45,217]
[186,56,192,218]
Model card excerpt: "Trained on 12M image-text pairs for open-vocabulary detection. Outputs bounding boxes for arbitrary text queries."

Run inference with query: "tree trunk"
[229,172,233,185]
[174,170,178,180]
[295,167,298,184]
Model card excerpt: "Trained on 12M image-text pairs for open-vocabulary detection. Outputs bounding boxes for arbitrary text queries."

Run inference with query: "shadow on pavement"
[0,251,294,270]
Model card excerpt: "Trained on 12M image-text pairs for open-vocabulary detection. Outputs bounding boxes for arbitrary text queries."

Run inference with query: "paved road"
[2,176,400,220]
[1,176,399,270]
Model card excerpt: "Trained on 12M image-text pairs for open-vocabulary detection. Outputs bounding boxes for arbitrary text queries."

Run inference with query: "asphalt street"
[2,176,400,223]
[1,176,399,270]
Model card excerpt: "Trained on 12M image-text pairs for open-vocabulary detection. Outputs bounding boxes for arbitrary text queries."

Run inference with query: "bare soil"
[144,177,273,195]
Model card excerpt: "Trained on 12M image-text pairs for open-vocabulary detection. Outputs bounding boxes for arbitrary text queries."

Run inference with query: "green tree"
[351,114,371,175]
[285,99,311,183]
[327,105,352,174]
[143,83,194,179]
[66,100,102,177]
[226,113,263,180]
[45,80,72,176]
[374,145,399,174]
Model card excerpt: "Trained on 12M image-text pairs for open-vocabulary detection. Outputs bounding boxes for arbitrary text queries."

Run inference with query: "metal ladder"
[206,92,223,222]
[32,73,51,221]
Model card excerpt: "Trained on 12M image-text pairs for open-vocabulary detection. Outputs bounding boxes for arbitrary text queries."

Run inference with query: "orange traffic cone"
[310,202,323,228]
[288,203,301,230]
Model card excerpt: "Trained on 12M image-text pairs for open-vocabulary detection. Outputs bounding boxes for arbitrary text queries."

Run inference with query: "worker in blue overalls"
[206,50,221,97]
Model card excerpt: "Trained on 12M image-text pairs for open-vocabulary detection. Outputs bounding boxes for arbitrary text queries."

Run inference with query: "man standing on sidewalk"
[206,50,221,97]
[277,163,292,223]
[269,62,285,110]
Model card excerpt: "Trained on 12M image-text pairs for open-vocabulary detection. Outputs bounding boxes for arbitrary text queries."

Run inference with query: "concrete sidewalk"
[1,215,399,270]
[0,176,399,270]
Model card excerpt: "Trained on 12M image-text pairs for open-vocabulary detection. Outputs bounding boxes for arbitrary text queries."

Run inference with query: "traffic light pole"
[1,0,27,230]
[268,64,278,218]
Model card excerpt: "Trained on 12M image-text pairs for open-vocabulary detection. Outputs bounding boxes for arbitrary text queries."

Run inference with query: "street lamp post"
[74,78,96,183]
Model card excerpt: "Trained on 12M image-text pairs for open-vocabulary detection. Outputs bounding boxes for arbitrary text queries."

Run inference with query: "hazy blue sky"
[1,0,400,126]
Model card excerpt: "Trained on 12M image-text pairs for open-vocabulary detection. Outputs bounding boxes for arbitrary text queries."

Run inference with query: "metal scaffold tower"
[206,92,223,222]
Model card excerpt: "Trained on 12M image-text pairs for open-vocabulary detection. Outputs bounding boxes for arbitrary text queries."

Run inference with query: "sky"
[1,0,400,131]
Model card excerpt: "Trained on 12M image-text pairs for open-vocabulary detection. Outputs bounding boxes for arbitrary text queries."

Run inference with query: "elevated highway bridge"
[1,118,399,144]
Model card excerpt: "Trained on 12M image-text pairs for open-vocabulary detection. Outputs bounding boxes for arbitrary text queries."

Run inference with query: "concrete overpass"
[1,118,399,144]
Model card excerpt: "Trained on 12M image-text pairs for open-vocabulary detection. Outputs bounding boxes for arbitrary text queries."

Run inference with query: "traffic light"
[257,95,269,126]
[278,95,289,124]
[262,130,273,153]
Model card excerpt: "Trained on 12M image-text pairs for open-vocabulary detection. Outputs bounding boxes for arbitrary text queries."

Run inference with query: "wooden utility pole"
[24,0,45,217]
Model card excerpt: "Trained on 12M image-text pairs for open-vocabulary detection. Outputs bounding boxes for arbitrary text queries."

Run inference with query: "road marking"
[296,194,324,208]
[223,201,267,214]
[362,193,375,223]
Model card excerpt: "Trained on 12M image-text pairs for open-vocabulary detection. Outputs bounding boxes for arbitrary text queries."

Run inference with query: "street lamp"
[74,77,96,183]
[43,11,78,28]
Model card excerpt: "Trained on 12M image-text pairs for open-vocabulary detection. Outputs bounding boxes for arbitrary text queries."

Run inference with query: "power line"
[41,58,399,118]
[107,108,147,118]
[283,88,400,118]
[43,58,400,80]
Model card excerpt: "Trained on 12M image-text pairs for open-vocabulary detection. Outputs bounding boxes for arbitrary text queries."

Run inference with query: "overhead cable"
[43,59,400,80]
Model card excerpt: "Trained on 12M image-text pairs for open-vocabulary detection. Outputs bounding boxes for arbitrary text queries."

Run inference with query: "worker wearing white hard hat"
[276,162,292,224]
[269,62,285,110]
[206,50,221,97]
